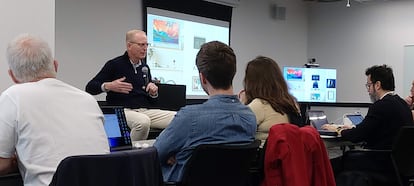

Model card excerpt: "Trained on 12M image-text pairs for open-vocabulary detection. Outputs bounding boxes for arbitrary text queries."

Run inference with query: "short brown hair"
[196,41,236,89]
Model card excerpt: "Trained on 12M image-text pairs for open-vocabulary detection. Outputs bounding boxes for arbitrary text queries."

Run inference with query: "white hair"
[6,33,56,83]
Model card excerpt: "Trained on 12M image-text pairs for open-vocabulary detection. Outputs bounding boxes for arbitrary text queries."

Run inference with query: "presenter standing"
[86,29,176,141]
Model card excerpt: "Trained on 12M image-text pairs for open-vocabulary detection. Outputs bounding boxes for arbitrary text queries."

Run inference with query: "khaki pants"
[124,108,176,141]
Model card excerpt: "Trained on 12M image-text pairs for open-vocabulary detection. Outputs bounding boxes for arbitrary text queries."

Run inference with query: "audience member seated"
[86,29,176,141]
[322,64,414,185]
[238,56,306,185]
[0,34,109,186]
[405,80,414,120]
[153,41,257,183]
[238,56,304,147]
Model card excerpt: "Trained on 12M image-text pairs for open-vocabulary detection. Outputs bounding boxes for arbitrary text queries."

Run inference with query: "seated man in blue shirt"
[153,41,257,182]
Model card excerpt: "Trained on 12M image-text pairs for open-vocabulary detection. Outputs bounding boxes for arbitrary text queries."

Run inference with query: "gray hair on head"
[6,33,55,83]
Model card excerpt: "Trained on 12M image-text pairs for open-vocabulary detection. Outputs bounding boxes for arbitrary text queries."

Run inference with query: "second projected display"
[283,67,337,103]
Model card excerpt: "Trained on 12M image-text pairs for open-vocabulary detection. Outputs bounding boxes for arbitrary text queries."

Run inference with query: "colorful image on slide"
[286,68,303,80]
[153,19,179,44]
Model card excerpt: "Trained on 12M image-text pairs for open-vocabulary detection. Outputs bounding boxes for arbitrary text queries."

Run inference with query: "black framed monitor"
[283,67,337,103]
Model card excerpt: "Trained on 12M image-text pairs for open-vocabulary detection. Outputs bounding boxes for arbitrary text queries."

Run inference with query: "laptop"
[307,110,338,136]
[100,106,133,152]
[344,113,364,126]
[149,83,186,111]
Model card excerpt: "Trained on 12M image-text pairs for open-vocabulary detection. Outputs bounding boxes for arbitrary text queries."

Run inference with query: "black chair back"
[49,147,163,186]
[392,126,414,186]
[336,126,414,186]
[0,173,23,186]
[181,140,261,186]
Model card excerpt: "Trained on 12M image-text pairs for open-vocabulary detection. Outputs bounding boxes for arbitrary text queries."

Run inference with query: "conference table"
[320,135,362,159]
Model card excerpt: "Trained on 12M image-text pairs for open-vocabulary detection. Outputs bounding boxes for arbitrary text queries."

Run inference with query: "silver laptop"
[100,106,133,152]
[307,110,338,136]
[344,113,364,126]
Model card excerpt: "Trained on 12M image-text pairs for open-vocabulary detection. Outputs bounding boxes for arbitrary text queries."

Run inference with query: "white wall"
[232,0,309,92]
[55,0,143,100]
[3,0,413,104]
[53,0,309,100]
[0,0,55,92]
[308,0,414,102]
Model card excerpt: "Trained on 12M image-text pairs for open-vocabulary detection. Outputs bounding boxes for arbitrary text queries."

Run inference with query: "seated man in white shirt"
[0,34,109,186]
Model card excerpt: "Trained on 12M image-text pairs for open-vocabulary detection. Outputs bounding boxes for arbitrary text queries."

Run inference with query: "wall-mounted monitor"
[283,67,337,103]
[145,7,230,99]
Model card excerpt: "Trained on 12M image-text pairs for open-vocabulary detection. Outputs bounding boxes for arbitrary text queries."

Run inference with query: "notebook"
[100,106,133,152]
[344,113,364,126]
[307,110,338,136]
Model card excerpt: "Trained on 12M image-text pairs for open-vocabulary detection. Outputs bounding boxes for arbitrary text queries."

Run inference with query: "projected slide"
[146,7,230,99]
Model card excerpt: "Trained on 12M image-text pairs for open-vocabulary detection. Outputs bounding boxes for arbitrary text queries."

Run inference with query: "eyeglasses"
[365,82,373,89]
[129,41,150,48]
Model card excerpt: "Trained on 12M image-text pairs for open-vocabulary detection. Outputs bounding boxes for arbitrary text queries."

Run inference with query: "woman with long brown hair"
[239,56,303,143]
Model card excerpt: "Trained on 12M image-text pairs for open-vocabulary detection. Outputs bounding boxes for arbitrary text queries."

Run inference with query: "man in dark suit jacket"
[324,64,413,149]
[323,64,413,185]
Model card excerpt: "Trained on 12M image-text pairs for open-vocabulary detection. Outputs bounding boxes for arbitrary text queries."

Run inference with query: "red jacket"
[261,124,335,186]
[261,123,310,186]
[300,126,336,186]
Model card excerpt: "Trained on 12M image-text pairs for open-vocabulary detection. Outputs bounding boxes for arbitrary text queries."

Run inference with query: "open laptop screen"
[307,110,338,136]
[101,106,132,150]
[308,110,329,130]
[345,114,364,125]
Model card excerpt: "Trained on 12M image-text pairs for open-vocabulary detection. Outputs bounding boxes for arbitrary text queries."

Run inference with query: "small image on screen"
[326,79,336,88]
[194,36,206,49]
[286,68,303,80]
[312,75,320,81]
[153,19,179,45]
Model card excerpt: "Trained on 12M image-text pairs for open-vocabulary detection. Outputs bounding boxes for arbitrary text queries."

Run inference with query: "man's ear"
[374,81,381,91]
[8,70,20,84]
[53,60,58,72]
[199,72,207,85]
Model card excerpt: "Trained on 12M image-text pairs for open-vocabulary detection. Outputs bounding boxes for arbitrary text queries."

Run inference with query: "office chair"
[49,147,163,186]
[166,140,261,186]
[391,126,414,186]
[336,126,414,186]
[0,173,23,186]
